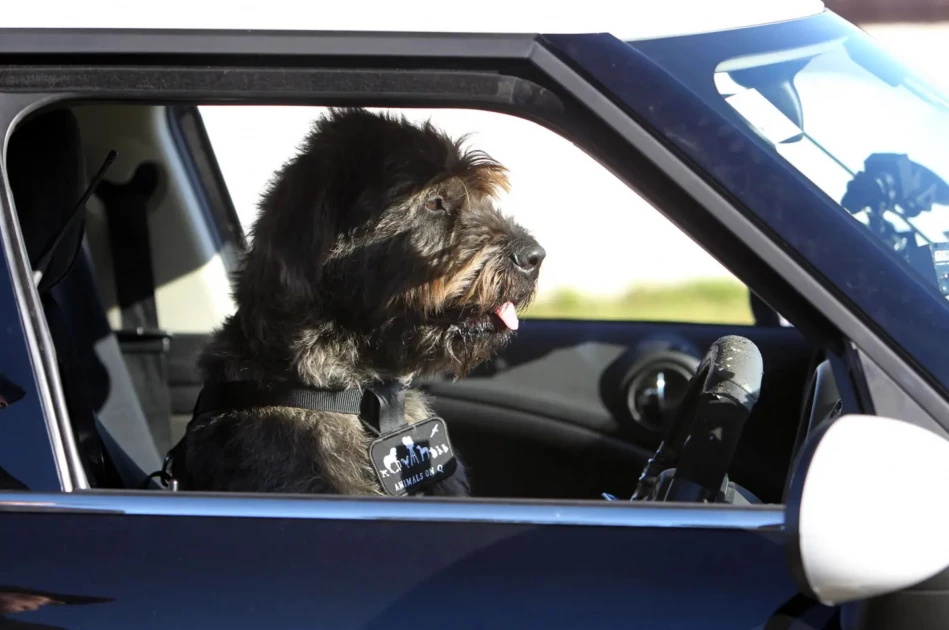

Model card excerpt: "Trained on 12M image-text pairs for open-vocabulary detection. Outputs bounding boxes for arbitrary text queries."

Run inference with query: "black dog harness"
[156,380,456,496]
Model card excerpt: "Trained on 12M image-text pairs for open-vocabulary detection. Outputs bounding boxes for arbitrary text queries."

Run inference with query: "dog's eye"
[423,197,447,213]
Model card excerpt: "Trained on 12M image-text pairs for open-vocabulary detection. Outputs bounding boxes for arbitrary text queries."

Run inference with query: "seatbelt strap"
[95,162,173,454]
[33,151,116,288]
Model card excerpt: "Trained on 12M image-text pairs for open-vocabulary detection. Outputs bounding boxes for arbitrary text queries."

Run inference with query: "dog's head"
[239,107,545,378]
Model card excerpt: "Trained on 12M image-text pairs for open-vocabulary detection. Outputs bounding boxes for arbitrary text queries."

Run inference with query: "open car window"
[200,105,755,326]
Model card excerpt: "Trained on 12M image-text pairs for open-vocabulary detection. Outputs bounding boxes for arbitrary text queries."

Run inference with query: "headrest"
[7,108,87,293]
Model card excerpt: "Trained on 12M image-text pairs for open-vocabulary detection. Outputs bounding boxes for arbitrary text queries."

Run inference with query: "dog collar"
[187,379,407,436]
[154,380,409,489]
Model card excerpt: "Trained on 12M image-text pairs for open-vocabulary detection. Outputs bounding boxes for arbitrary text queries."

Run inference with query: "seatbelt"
[95,162,173,455]
[32,151,116,289]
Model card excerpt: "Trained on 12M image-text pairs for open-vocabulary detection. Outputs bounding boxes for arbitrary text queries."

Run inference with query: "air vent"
[626,354,697,432]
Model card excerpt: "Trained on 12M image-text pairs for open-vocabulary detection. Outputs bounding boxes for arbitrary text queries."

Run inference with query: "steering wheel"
[630,335,763,503]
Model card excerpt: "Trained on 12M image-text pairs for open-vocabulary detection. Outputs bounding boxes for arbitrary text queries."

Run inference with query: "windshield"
[709,23,949,294]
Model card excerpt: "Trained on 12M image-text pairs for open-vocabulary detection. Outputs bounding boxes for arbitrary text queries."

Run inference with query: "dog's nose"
[510,242,546,275]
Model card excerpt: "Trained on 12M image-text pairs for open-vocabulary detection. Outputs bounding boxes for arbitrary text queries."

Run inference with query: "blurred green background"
[523,279,754,325]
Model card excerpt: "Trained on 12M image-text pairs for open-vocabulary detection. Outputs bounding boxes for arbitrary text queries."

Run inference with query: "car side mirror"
[785,413,949,605]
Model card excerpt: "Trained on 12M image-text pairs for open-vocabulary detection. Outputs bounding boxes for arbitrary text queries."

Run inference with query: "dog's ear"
[236,109,375,315]
[239,157,340,310]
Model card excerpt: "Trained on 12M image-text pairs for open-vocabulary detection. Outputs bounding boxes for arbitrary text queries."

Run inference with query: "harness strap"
[362,381,406,436]
[193,381,365,417]
[156,380,407,490]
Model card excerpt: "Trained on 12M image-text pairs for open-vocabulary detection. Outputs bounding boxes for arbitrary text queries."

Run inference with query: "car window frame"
[166,104,245,274]
[0,29,868,526]
[0,94,91,492]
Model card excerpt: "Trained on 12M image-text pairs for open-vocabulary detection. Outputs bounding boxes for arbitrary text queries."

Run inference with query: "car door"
[0,268,831,629]
[0,24,857,630]
[0,495,824,629]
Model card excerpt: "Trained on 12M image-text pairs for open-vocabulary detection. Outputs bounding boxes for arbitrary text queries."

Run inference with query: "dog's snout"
[510,241,546,275]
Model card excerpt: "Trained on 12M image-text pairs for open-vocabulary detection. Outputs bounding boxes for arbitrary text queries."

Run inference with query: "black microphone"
[630,367,703,500]
[662,335,763,502]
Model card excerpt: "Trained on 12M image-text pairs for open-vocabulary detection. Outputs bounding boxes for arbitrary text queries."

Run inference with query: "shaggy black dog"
[173,108,545,496]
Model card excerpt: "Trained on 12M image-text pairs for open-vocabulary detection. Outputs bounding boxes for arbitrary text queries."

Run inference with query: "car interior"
[6,100,855,505]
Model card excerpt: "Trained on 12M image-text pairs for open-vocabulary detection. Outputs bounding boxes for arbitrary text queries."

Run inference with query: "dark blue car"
[2,1,949,628]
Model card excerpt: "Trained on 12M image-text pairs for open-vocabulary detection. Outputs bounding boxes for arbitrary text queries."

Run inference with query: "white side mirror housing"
[785,414,949,605]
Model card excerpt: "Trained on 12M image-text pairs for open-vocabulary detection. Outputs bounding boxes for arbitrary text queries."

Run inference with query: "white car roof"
[2,0,825,40]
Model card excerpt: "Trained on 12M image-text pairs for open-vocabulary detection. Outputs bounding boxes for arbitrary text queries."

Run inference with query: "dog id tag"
[369,417,457,496]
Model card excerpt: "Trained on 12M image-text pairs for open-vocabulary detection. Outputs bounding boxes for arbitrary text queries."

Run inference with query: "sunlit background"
[194,1,949,326]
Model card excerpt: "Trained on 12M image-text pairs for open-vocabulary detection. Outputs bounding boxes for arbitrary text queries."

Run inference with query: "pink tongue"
[494,302,519,330]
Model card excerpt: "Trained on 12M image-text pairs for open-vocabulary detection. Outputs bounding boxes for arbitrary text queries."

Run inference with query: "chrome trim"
[0,93,89,491]
[0,491,786,529]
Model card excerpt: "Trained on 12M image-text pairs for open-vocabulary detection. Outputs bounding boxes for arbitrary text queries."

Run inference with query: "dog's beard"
[332,247,537,379]
[446,323,514,376]
[368,297,527,379]
[356,323,499,379]
[419,318,515,377]
[416,300,532,378]
[412,255,535,376]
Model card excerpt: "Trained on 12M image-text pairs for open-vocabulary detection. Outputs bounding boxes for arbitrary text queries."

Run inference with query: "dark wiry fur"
[177,108,544,496]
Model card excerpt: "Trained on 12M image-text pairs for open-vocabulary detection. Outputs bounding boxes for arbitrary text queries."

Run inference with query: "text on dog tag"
[369,417,457,496]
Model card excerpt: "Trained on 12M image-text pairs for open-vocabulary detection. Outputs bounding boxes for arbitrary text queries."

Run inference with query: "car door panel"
[0,500,836,629]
